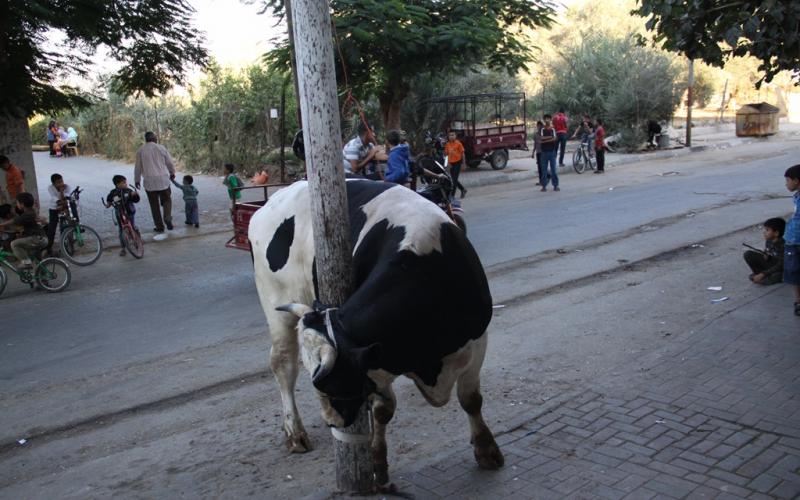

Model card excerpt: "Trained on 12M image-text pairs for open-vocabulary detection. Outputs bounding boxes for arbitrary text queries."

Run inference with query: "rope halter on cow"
[322,307,375,444]
[324,307,339,349]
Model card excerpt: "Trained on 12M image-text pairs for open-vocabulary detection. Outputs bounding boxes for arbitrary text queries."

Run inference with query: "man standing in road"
[134,132,176,232]
[553,108,569,167]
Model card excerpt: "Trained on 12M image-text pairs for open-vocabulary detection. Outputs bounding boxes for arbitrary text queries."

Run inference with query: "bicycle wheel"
[573,148,586,174]
[61,224,103,265]
[0,267,6,297]
[35,258,71,292]
[123,225,144,259]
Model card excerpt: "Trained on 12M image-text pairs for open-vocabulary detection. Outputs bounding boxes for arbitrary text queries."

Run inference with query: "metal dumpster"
[736,102,779,137]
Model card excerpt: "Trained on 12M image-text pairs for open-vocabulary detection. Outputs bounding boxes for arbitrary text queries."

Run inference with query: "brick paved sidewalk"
[401,285,800,499]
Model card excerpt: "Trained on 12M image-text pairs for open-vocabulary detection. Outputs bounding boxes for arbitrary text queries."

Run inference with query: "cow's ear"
[352,343,382,370]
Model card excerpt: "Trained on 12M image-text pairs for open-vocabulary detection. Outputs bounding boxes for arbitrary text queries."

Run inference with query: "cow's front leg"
[457,343,504,469]
[270,332,311,453]
[370,386,396,487]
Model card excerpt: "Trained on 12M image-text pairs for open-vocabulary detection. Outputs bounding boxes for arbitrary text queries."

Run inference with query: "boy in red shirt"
[552,109,569,167]
[444,131,467,198]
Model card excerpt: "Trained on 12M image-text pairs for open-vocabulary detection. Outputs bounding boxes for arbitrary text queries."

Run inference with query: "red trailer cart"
[426,92,528,170]
[226,183,292,250]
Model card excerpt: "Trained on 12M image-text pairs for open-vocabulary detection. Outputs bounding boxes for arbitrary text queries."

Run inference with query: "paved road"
[33,152,239,242]
[2,136,799,498]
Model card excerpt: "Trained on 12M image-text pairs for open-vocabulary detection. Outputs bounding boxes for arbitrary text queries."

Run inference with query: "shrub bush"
[536,32,682,150]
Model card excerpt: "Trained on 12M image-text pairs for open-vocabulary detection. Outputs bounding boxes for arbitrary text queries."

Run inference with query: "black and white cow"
[249,179,504,485]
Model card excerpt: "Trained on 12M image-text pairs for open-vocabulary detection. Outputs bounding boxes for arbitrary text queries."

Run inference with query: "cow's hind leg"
[370,385,397,487]
[457,338,504,470]
[269,314,312,453]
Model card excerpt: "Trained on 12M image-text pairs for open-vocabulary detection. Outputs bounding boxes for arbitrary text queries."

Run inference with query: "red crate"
[226,184,292,251]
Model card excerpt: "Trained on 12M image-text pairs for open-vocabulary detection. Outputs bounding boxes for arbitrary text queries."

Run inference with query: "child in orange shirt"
[0,155,25,200]
[443,131,467,199]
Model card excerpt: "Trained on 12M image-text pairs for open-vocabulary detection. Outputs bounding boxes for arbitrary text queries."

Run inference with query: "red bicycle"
[102,192,144,258]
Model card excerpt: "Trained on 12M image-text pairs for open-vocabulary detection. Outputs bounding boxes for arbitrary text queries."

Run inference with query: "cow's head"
[277,302,381,427]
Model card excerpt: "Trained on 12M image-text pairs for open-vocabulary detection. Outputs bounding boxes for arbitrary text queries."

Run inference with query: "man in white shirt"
[134,131,176,232]
[343,122,380,176]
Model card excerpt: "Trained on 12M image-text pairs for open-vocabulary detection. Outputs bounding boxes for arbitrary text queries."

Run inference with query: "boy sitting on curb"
[744,217,785,285]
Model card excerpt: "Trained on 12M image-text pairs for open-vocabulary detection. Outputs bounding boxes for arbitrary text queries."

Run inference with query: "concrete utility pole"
[686,58,694,147]
[288,0,374,494]
[283,0,303,128]
[279,77,287,182]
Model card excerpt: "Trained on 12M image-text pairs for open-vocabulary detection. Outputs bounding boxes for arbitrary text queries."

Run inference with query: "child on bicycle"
[571,115,596,158]
[107,175,140,256]
[0,204,14,251]
[171,175,200,228]
[0,193,46,269]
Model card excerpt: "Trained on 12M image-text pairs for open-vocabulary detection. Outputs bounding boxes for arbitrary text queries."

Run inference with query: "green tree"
[261,0,554,130]
[540,33,681,149]
[0,0,207,199]
[634,0,800,86]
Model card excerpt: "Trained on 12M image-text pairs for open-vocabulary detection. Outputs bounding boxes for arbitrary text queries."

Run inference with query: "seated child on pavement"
[0,193,46,268]
[106,175,140,256]
[743,217,785,285]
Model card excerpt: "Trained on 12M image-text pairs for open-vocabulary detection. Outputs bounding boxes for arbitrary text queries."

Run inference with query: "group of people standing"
[342,122,467,199]
[47,121,78,157]
[532,109,607,191]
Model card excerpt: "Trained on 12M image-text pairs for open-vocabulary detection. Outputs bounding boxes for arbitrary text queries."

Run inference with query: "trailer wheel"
[489,150,508,170]
[467,158,482,168]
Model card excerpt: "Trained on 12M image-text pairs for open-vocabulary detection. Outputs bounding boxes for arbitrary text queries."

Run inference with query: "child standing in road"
[743,217,785,285]
[223,163,243,214]
[532,120,544,186]
[539,115,559,192]
[45,173,71,256]
[107,175,140,257]
[444,130,467,199]
[783,165,800,316]
[172,175,200,228]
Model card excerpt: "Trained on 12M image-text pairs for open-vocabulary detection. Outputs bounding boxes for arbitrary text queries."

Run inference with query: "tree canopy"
[0,0,208,118]
[635,0,800,86]
[261,0,555,128]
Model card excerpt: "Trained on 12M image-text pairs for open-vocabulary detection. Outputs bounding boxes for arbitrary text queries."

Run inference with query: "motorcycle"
[412,152,467,235]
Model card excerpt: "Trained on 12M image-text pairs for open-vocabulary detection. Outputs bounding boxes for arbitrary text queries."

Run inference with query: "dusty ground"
[0,224,787,499]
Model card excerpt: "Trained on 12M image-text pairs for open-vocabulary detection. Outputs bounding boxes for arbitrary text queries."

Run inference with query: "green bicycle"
[0,246,71,297]
[58,186,103,266]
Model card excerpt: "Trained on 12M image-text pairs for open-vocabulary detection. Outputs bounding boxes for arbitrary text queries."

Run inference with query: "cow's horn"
[313,344,337,383]
[276,303,313,318]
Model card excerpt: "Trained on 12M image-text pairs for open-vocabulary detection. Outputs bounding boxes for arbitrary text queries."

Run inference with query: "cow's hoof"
[475,443,505,470]
[286,433,312,453]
